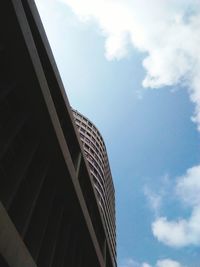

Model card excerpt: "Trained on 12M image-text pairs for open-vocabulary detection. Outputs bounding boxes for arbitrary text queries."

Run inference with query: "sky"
[35,1,200,266]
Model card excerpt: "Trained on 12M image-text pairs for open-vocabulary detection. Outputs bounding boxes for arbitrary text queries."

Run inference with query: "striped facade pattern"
[72,110,116,261]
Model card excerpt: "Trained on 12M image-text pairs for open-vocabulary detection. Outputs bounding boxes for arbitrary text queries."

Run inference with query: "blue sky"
[35,1,200,266]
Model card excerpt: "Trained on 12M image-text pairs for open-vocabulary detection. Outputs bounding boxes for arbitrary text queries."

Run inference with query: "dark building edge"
[0,0,117,267]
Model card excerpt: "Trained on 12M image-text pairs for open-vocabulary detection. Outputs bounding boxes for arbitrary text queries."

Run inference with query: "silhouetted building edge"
[0,1,117,266]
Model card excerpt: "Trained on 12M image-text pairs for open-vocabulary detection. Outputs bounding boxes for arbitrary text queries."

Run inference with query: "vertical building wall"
[0,1,117,267]
[72,109,116,262]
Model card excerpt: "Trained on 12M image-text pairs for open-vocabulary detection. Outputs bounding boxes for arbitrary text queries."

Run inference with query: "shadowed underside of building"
[0,1,116,267]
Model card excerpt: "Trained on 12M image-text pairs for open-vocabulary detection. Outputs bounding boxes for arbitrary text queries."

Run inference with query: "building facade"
[0,1,116,267]
[73,110,116,262]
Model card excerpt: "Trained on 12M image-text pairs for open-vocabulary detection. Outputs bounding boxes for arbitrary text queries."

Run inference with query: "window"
[84,143,89,150]
[80,127,85,133]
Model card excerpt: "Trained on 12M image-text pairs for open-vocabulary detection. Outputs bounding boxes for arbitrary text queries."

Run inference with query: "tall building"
[0,1,117,267]
[73,110,116,262]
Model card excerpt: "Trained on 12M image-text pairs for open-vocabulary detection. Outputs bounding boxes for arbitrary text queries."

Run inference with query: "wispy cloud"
[120,258,140,267]
[142,264,152,267]
[152,164,200,248]
[156,259,184,267]
[120,258,185,267]
[144,186,162,216]
[60,0,200,129]
[144,174,172,216]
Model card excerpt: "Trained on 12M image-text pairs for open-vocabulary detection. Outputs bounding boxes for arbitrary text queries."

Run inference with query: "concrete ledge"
[0,202,37,267]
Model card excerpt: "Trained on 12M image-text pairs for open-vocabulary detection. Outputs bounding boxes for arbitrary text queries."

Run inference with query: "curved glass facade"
[72,109,116,261]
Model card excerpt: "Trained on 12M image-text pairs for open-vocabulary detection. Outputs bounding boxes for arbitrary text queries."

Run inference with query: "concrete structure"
[73,110,116,262]
[0,1,116,267]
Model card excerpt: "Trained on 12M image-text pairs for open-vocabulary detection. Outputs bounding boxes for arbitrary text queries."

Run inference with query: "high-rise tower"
[72,109,116,262]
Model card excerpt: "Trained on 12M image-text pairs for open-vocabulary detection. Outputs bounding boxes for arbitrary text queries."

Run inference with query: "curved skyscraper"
[72,109,116,262]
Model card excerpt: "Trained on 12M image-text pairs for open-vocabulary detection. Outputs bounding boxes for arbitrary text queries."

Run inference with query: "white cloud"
[142,263,152,267]
[144,174,172,216]
[152,164,200,248]
[144,187,162,216]
[156,259,183,267]
[120,258,184,267]
[60,0,200,129]
[120,258,140,267]
[176,165,200,207]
